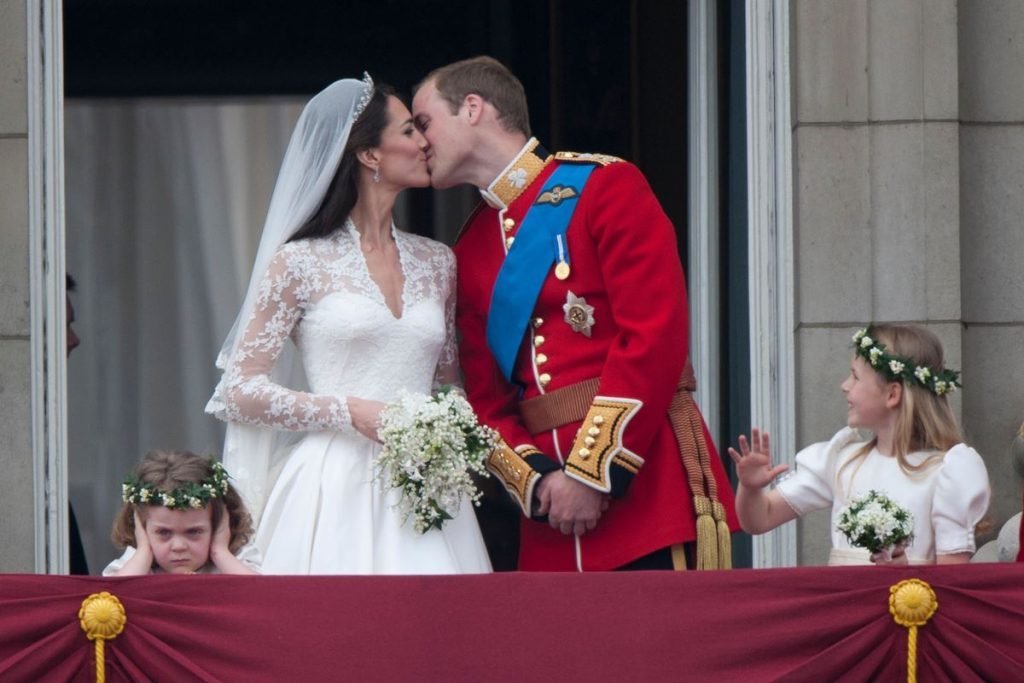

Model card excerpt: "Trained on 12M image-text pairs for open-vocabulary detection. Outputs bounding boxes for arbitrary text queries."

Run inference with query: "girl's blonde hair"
[839,324,963,486]
[111,450,253,554]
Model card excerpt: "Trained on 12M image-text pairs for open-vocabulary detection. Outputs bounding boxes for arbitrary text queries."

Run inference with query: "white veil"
[207,74,374,523]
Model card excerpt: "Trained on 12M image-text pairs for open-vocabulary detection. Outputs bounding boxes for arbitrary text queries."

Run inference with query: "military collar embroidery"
[479,138,552,210]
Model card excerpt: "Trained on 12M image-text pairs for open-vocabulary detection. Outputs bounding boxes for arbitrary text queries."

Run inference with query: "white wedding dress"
[207,220,492,574]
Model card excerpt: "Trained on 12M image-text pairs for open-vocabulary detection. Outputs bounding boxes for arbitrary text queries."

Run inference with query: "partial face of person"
[840,355,895,431]
[143,505,213,574]
[375,96,430,189]
[66,295,80,356]
[412,80,468,189]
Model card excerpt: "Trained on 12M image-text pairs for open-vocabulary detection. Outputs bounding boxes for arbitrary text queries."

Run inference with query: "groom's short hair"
[421,56,531,138]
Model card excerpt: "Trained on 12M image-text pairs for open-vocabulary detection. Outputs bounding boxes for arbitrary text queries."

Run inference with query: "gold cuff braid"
[486,441,543,517]
[563,397,643,493]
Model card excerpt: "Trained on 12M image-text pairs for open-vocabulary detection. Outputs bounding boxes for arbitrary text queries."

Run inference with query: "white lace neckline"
[343,218,408,320]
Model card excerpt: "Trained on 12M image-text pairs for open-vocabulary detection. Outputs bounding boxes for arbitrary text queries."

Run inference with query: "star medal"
[563,291,595,337]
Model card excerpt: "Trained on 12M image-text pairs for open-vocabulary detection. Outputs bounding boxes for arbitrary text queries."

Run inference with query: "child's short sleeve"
[235,542,263,573]
[933,444,991,556]
[102,546,138,576]
[776,427,862,516]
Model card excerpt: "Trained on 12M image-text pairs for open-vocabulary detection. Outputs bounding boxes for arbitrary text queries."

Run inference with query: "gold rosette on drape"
[889,579,937,683]
[79,592,127,683]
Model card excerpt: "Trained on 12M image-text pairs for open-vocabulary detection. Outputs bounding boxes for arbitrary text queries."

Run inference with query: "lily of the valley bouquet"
[836,489,914,558]
[375,387,497,534]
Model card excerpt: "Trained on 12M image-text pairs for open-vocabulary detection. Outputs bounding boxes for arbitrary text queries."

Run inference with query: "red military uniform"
[454,139,738,571]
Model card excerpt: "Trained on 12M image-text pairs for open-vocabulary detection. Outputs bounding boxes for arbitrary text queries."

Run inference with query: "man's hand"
[535,470,609,536]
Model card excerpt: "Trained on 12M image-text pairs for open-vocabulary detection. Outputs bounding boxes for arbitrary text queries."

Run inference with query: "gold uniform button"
[534,335,545,347]
[538,373,551,387]
[535,353,548,365]
[584,437,596,447]
[587,426,600,437]
[505,236,515,249]
[578,448,591,459]
[503,218,515,232]
[533,317,544,328]
[593,415,605,425]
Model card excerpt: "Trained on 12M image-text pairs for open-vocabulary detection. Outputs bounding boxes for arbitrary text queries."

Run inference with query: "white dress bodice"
[775,427,991,564]
[206,221,491,575]
[207,220,458,429]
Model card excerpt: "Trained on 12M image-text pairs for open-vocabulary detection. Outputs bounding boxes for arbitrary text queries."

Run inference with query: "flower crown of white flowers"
[121,460,230,510]
[852,328,961,396]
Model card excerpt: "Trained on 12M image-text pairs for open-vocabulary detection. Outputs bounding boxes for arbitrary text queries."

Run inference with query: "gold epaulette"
[563,397,644,492]
[554,151,623,166]
[486,441,545,517]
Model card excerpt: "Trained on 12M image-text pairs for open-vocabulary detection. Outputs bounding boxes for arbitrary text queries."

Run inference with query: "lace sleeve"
[433,246,462,392]
[211,244,352,432]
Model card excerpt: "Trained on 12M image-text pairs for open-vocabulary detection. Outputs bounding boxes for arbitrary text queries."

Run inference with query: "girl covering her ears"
[104,451,261,575]
[730,324,991,566]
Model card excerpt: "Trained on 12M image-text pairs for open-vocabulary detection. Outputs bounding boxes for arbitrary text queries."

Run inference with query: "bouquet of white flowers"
[375,387,497,534]
[836,490,914,555]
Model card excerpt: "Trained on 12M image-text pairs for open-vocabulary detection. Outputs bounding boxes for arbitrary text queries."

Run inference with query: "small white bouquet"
[375,387,497,534]
[836,490,914,556]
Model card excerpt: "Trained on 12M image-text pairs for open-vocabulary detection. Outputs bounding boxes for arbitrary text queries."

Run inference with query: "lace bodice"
[207,220,459,432]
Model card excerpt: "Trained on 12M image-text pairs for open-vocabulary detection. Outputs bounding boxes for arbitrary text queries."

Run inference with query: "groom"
[413,56,738,571]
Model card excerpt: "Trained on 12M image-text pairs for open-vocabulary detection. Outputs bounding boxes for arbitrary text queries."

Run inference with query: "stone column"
[0,0,34,572]
[959,0,1024,527]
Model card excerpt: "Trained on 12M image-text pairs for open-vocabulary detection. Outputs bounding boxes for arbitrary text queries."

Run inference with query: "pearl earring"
[373,167,381,183]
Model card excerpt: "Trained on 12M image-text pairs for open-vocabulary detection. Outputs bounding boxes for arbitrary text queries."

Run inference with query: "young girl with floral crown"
[730,324,991,565]
[104,451,261,575]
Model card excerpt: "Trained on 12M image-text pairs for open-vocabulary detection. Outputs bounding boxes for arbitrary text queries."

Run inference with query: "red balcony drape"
[1,564,1022,682]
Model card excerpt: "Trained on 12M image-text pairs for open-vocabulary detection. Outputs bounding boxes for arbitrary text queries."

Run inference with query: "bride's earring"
[373,166,381,183]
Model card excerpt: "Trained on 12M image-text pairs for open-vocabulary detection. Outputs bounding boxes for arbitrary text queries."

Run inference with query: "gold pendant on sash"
[555,261,571,280]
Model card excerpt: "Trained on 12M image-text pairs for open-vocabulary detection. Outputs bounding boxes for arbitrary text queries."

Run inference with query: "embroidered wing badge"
[536,185,578,206]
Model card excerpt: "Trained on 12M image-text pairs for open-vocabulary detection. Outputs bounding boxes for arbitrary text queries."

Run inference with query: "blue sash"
[486,163,596,382]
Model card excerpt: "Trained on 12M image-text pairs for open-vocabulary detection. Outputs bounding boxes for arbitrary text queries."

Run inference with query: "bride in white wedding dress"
[206,75,491,574]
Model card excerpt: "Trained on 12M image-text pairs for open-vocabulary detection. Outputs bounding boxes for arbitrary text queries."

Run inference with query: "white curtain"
[65,98,304,574]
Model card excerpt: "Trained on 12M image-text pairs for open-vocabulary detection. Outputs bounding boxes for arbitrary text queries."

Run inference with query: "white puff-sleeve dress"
[775,427,991,565]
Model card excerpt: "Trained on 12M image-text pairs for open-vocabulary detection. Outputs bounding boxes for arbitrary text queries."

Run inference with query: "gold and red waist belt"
[519,361,697,434]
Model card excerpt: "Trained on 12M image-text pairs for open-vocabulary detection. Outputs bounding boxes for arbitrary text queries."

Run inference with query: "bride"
[206,74,492,574]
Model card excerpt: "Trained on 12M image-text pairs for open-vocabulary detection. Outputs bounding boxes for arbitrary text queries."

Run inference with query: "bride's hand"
[347,397,386,442]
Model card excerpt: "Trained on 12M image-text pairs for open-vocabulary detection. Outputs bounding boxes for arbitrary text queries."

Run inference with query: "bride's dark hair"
[287,83,397,243]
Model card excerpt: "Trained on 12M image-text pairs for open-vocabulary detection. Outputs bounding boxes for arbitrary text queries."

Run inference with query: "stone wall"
[791,0,1023,563]
[0,0,34,572]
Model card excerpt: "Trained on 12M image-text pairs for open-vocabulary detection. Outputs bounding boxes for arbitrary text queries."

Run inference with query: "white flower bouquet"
[375,387,497,534]
[836,490,914,556]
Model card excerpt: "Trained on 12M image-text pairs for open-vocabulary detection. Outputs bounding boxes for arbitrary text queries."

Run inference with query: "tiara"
[851,328,961,396]
[122,460,230,510]
[354,71,375,120]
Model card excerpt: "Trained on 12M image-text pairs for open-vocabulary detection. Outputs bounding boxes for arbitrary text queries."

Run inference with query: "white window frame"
[31,0,795,573]
[745,0,796,568]
[28,0,68,574]
[689,0,796,569]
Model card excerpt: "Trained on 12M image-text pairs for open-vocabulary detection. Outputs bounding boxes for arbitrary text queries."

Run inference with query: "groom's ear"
[463,93,485,125]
